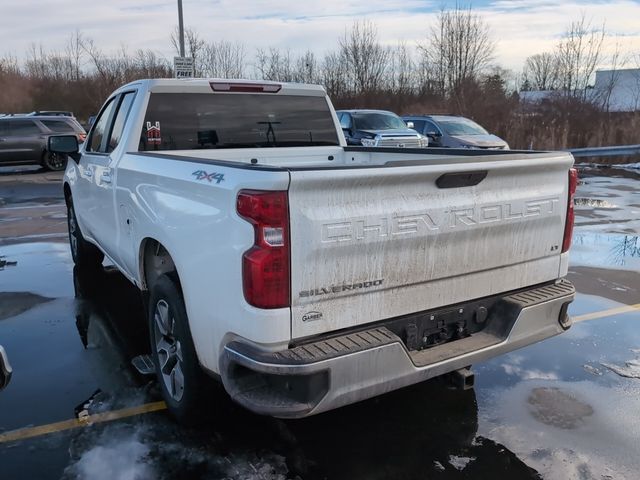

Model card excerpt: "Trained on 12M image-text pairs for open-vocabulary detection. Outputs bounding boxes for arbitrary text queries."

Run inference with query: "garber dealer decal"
[302,311,323,322]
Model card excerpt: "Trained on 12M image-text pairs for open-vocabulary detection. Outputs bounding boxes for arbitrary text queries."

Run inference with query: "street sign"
[173,56,194,78]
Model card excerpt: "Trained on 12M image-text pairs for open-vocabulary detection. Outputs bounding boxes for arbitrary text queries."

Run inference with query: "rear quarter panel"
[114,153,291,373]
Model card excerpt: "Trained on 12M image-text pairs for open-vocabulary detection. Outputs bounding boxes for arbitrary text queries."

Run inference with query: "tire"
[67,198,104,269]
[43,151,67,171]
[149,274,204,422]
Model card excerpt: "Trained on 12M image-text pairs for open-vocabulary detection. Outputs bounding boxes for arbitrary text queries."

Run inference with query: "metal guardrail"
[567,144,640,158]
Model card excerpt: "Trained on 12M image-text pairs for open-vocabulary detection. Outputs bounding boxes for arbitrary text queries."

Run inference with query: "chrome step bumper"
[221,280,575,418]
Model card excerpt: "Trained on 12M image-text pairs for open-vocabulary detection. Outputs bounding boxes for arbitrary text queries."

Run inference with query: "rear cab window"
[140,93,340,151]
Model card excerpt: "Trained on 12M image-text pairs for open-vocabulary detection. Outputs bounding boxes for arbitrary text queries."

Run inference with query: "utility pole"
[177,0,185,57]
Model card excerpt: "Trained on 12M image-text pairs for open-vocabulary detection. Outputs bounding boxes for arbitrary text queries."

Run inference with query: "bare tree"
[171,27,205,76]
[554,15,605,99]
[522,52,559,91]
[339,21,389,94]
[386,42,416,95]
[65,30,84,81]
[419,4,494,96]
[321,50,348,98]
[293,50,319,84]
[254,47,294,81]
[202,41,246,78]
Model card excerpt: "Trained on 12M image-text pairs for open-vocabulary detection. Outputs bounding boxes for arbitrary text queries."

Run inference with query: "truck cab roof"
[117,78,328,97]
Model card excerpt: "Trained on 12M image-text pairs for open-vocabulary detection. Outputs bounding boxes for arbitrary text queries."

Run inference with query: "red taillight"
[562,168,578,253]
[210,82,282,93]
[237,190,290,309]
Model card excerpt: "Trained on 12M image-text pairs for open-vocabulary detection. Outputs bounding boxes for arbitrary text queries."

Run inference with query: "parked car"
[0,116,86,170]
[27,110,75,117]
[337,109,428,148]
[402,115,509,149]
[52,78,576,421]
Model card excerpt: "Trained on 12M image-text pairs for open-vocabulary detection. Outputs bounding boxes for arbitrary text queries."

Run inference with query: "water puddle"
[571,232,640,270]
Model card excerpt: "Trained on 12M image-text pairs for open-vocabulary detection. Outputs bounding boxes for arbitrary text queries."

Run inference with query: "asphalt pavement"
[0,163,639,479]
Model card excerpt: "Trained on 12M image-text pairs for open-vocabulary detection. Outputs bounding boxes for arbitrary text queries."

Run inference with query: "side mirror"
[0,345,12,391]
[48,135,80,162]
[406,121,415,129]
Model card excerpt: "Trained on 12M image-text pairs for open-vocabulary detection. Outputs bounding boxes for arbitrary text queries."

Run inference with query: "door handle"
[101,171,112,184]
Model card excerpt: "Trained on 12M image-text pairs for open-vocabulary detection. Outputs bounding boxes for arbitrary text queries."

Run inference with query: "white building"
[593,68,640,112]
[520,68,640,112]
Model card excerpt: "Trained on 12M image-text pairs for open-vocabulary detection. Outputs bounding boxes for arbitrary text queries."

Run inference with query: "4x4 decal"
[192,170,225,184]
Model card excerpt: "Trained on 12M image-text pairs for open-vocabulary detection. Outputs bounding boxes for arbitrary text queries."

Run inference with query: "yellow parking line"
[572,303,640,323]
[0,401,166,444]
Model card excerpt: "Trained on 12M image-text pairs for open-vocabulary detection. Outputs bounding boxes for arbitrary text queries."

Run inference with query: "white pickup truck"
[51,79,577,421]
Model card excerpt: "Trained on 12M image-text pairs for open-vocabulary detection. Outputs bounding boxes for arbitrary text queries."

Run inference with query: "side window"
[106,92,136,153]
[339,113,351,129]
[87,97,117,152]
[424,120,441,134]
[409,120,425,133]
[10,120,41,136]
[40,119,76,133]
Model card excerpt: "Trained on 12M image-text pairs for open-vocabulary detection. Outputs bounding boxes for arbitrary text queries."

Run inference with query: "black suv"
[0,116,86,170]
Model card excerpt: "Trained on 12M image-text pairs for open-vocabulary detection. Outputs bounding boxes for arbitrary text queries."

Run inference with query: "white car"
[52,78,577,421]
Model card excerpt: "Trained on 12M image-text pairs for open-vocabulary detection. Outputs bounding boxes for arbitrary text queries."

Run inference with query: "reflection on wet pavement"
[0,291,52,321]
[571,233,640,270]
[575,167,640,234]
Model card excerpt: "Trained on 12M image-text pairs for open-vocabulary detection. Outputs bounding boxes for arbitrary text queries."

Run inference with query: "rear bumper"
[221,280,575,418]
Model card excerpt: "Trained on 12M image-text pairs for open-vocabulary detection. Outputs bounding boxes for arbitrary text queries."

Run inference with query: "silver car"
[402,115,509,150]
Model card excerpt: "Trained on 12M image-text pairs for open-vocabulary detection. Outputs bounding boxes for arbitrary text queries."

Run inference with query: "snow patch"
[68,432,154,480]
[601,359,640,379]
[448,455,475,471]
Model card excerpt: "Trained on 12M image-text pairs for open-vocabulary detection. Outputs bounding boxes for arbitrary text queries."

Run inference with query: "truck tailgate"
[288,154,573,339]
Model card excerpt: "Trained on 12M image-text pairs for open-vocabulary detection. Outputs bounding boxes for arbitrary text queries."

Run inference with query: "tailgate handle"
[436,171,487,189]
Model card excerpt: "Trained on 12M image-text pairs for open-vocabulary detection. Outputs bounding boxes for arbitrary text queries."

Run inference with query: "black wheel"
[43,151,67,171]
[149,274,204,422]
[67,198,104,268]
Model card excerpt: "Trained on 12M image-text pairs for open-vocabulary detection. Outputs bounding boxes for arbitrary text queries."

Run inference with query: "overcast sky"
[3,0,640,72]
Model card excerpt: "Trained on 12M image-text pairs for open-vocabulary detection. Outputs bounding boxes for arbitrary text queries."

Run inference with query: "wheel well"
[63,183,71,205]
[140,239,177,292]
